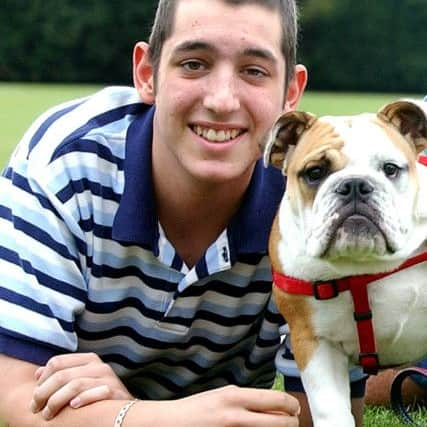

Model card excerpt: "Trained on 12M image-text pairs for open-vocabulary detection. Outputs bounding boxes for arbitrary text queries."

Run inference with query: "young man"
[0,1,366,426]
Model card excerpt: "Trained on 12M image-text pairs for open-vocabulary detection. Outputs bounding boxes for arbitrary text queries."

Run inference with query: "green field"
[273,373,426,427]
[0,82,101,165]
[0,84,425,426]
[299,91,424,115]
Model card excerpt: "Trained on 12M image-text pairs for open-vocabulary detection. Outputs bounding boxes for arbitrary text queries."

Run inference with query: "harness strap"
[390,367,427,426]
[348,281,378,374]
[272,252,427,374]
[418,154,427,167]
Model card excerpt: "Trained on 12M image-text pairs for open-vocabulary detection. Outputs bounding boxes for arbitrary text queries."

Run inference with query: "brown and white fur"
[264,101,427,427]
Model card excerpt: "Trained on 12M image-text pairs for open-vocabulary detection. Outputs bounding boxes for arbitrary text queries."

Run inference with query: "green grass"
[0,84,425,426]
[364,404,427,427]
[273,373,427,426]
[0,82,101,165]
[299,90,424,116]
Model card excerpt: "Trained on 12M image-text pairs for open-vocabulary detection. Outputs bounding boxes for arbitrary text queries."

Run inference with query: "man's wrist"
[114,399,140,427]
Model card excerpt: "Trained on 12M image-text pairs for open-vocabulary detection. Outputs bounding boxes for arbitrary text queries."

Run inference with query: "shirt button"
[222,246,229,262]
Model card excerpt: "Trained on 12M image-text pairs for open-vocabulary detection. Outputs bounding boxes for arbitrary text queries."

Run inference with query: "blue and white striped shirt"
[0,86,290,398]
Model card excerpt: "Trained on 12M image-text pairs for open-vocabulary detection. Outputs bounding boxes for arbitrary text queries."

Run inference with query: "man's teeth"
[193,125,242,142]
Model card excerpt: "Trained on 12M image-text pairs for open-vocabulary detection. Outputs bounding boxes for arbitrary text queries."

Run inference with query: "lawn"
[0,84,425,426]
[0,82,101,166]
[273,373,426,426]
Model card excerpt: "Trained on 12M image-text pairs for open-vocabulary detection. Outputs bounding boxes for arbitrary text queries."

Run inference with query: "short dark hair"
[148,0,298,91]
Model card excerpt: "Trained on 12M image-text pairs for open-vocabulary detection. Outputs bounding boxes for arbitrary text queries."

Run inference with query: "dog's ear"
[414,161,427,220]
[377,100,427,154]
[263,111,317,173]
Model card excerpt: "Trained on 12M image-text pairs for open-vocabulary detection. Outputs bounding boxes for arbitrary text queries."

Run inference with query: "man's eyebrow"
[171,41,278,64]
[172,40,217,55]
[242,47,278,64]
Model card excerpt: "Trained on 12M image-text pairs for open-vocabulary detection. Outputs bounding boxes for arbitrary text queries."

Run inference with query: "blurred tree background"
[0,0,157,85]
[0,0,425,92]
[298,0,427,92]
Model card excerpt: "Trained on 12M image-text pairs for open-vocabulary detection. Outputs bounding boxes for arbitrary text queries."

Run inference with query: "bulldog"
[264,100,427,427]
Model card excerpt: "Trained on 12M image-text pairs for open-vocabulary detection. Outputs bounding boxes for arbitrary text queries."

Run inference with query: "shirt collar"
[112,104,159,252]
[113,104,286,255]
[228,161,285,254]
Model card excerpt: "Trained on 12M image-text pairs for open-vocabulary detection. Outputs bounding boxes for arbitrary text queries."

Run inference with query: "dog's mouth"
[322,205,396,257]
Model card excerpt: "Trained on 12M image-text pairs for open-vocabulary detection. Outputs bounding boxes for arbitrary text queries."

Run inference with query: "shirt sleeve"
[0,122,88,365]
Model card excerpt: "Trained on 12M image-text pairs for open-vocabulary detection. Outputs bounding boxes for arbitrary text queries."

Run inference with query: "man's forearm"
[0,355,301,427]
[0,355,138,427]
[1,379,130,427]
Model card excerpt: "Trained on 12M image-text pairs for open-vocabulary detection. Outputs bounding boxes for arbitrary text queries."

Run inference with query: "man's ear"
[377,100,427,154]
[263,110,317,173]
[284,64,308,111]
[133,42,155,105]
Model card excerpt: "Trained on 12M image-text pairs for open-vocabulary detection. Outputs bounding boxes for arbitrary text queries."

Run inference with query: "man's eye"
[181,60,205,71]
[244,67,267,78]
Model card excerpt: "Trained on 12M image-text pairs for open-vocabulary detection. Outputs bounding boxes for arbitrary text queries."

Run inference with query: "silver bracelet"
[113,398,139,427]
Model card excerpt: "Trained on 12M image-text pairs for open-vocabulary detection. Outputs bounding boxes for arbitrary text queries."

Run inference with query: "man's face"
[151,0,292,187]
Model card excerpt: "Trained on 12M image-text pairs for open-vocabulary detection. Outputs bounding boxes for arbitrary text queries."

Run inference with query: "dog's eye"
[383,162,401,179]
[303,165,328,185]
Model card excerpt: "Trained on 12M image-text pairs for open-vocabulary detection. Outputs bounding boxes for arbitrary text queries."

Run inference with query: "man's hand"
[160,385,301,427]
[30,353,132,420]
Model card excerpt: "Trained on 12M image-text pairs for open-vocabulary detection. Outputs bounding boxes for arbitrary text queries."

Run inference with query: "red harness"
[273,252,427,374]
[418,154,427,167]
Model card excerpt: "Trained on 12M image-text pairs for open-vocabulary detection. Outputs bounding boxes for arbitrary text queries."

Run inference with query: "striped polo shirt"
[0,86,289,398]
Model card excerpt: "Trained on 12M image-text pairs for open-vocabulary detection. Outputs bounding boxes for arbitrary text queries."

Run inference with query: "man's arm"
[366,368,427,407]
[0,354,126,427]
[0,354,301,427]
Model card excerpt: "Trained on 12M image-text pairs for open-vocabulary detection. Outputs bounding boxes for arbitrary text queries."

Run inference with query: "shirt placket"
[155,227,232,332]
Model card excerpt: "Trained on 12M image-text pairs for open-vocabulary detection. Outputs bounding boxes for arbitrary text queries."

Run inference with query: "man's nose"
[203,70,240,114]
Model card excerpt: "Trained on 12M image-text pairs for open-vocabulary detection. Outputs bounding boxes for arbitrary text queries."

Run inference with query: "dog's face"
[264,101,427,262]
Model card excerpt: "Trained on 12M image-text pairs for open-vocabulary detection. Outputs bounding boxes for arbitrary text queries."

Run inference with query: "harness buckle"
[354,311,373,322]
[359,352,380,375]
[313,281,339,300]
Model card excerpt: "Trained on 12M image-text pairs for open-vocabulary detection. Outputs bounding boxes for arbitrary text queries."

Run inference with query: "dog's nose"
[335,178,374,202]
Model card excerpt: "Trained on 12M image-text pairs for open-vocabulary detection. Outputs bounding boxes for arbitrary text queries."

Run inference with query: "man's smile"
[190,124,246,143]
